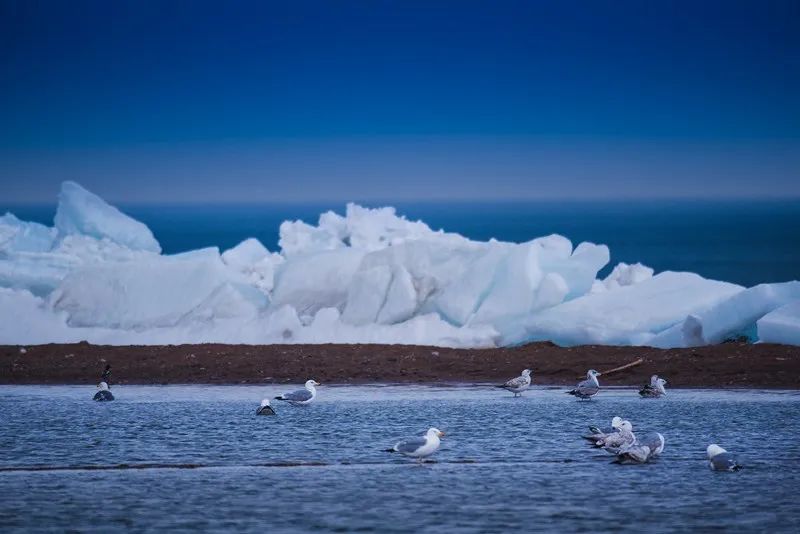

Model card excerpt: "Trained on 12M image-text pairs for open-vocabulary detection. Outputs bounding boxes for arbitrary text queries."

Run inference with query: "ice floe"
[0,181,797,347]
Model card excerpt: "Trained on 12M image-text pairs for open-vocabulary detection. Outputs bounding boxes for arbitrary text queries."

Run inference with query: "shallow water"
[1,385,799,532]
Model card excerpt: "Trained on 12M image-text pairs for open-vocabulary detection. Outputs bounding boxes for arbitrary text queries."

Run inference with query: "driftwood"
[577,358,643,380]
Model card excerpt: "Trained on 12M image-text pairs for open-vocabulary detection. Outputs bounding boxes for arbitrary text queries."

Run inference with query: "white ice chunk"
[277,202,462,257]
[757,301,800,345]
[603,262,654,290]
[0,251,80,296]
[435,243,508,325]
[52,234,157,263]
[342,203,436,250]
[0,213,56,253]
[341,264,393,325]
[221,238,283,294]
[51,250,265,329]
[271,248,366,316]
[679,282,800,346]
[0,288,76,344]
[376,265,418,324]
[471,237,607,325]
[518,272,743,346]
[278,219,345,257]
[54,181,161,253]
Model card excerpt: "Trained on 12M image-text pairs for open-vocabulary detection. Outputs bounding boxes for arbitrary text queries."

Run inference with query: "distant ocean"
[3,200,799,288]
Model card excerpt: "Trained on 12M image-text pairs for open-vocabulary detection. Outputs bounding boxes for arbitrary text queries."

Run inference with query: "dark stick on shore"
[2,341,800,388]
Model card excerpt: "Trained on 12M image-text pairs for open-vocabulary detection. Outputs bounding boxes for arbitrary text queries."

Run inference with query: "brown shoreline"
[2,342,799,389]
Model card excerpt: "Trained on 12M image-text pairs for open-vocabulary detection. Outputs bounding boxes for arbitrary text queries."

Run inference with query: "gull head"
[260,399,271,408]
[611,416,623,429]
[427,427,445,439]
[707,444,726,459]
[619,420,633,432]
[97,382,109,391]
[306,380,320,388]
[522,369,532,377]
[587,369,601,378]
[656,378,668,388]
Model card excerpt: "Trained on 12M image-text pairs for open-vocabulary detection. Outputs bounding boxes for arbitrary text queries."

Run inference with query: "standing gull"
[707,444,742,472]
[256,399,276,415]
[93,382,114,402]
[568,370,601,399]
[496,369,532,397]
[386,428,445,462]
[639,375,668,398]
[275,380,320,405]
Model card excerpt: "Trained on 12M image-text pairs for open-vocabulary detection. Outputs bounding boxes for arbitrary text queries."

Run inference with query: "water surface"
[1,385,798,532]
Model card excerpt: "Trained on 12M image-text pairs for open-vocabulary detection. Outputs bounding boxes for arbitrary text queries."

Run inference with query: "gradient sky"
[1,0,799,203]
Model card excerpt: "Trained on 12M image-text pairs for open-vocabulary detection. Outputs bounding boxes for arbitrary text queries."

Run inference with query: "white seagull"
[568,370,601,399]
[256,399,276,415]
[613,432,665,464]
[275,380,320,405]
[386,428,445,462]
[598,420,636,451]
[707,444,742,472]
[639,375,668,398]
[496,369,532,397]
[583,416,624,445]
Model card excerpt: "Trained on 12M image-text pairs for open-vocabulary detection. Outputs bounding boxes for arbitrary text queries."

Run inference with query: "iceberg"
[757,301,800,345]
[221,238,283,294]
[677,282,800,345]
[0,213,56,253]
[0,180,798,348]
[50,248,266,330]
[54,181,161,253]
[518,272,743,346]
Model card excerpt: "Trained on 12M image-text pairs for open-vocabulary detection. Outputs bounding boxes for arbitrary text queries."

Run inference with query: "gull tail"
[384,448,396,453]
[274,396,284,400]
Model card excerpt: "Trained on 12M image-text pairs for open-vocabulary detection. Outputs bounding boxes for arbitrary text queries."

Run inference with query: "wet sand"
[2,341,799,388]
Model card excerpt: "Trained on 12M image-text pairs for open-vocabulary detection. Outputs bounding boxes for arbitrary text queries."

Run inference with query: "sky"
[1,0,798,203]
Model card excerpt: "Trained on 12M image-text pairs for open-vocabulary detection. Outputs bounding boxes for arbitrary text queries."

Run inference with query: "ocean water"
[1,385,799,532]
[3,200,799,287]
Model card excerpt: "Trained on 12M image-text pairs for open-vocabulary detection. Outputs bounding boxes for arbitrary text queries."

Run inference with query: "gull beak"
[438,431,445,437]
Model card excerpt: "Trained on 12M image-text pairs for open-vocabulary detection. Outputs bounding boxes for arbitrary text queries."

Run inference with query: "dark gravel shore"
[2,342,799,388]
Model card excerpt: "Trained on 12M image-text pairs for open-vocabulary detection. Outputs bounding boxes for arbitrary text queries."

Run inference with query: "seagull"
[639,375,668,398]
[496,369,532,397]
[93,382,114,402]
[275,380,319,405]
[385,428,445,463]
[613,432,665,464]
[583,416,623,445]
[598,420,636,451]
[568,370,601,399]
[256,399,276,415]
[707,444,742,472]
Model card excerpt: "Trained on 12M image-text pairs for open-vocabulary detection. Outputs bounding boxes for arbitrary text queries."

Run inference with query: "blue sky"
[1,0,798,202]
